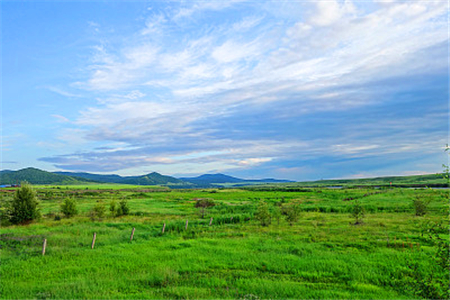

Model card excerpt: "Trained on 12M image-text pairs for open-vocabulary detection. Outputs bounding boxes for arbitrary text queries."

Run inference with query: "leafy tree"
[118,199,130,216]
[283,204,301,226]
[351,200,365,225]
[272,205,282,225]
[194,198,215,218]
[90,202,106,220]
[255,201,271,226]
[60,197,78,218]
[109,200,117,216]
[10,182,40,224]
[412,196,430,216]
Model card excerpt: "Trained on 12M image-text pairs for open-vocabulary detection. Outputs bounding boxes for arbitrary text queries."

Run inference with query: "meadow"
[0,185,448,299]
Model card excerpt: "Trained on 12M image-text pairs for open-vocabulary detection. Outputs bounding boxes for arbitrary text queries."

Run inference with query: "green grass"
[1,186,448,299]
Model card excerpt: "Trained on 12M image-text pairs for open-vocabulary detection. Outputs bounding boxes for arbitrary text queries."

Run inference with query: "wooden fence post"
[209,217,213,226]
[91,232,96,249]
[42,238,47,256]
[185,219,189,230]
[230,216,233,222]
[130,227,135,241]
[162,223,166,233]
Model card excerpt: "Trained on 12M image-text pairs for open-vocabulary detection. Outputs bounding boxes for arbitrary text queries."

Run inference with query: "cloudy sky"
[2,0,448,180]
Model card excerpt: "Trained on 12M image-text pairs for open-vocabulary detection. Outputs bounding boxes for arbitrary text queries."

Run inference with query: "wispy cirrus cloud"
[39,0,448,179]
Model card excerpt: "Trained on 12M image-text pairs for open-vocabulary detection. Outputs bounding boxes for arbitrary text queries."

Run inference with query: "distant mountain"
[0,168,94,185]
[180,173,293,186]
[54,171,185,186]
[54,172,125,183]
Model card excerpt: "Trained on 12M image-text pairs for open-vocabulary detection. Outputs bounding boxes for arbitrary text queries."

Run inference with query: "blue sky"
[1,0,448,180]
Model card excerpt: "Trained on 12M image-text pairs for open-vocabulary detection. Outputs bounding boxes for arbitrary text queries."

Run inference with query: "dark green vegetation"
[269,173,448,188]
[55,171,186,186]
[0,168,94,185]
[2,167,448,189]
[9,183,41,225]
[0,184,448,299]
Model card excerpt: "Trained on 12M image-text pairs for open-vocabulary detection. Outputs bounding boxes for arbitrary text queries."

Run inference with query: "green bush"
[283,204,301,226]
[118,199,130,216]
[90,202,106,219]
[60,197,78,218]
[109,200,117,216]
[351,200,365,225]
[412,197,429,216]
[255,201,271,226]
[10,183,40,225]
[194,198,215,218]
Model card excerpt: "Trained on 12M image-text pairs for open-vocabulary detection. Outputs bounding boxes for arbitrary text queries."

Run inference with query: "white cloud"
[48,1,448,176]
[308,0,356,27]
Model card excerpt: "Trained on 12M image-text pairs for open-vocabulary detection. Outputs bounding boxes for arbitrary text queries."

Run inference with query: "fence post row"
[162,223,166,233]
[209,217,213,226]
[185,219,189,230]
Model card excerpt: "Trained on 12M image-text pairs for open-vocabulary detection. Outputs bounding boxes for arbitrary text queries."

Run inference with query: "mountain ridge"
[0,167,95,185]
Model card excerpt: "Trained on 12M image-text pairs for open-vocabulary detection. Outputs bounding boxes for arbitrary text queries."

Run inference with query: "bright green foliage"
[90,202,106,219]
[111,199,130,217]
[272,205,282,225]
[351,200,365,225]
[255,201,271,226]
[60,197,78,218]
[10,183,40,224]
[118,199,130,216]
[0,196,12,226]
[109,200,117,216]
[283,204,301,226]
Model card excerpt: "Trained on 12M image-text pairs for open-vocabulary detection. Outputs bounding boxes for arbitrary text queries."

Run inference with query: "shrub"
[0,196,12,226]
[255,201,271,226]
[90,202,106,220]
[60,197,78,218]
[118,199,130,216]
[351,200,365,225]
[194,198,215,218]
[272,205,282,225]
[412,197,429,216]
[10,183,40,225]
[283,204,301,226]
[109,200,117,216]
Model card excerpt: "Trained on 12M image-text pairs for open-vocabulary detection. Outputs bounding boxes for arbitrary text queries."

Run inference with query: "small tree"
[194,198,215,218]
[283,204,301,226]
[10,183,40,225]
[412,197,430,217]
[118,199,130,216]
[60,197,78,218]
[90,202,106,220]
[272,205,282,225]
[109,200,117,216]
[351,200,365,225]
[255,201,271,226]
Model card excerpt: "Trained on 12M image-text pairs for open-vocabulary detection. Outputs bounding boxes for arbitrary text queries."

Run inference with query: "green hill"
[0,168,94,185]
[54,171,186,186]
[249,173,448,190]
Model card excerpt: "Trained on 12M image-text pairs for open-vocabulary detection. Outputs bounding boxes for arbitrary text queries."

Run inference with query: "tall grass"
[0,186,448,299]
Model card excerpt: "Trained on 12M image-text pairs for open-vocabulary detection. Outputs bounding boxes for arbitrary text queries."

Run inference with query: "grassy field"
[0,185,448,299]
